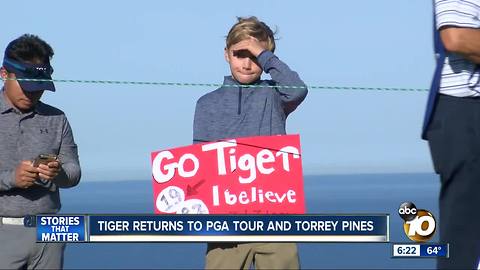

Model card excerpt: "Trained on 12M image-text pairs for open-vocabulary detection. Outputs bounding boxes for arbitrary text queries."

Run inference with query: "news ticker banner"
[150,135,305,215]
[392,244,449,258]
[36,214,388,243]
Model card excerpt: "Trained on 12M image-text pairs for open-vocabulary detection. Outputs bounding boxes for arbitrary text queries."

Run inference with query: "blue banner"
[420,244,448,257]
[36,215,86,242]
[88,214,388,242]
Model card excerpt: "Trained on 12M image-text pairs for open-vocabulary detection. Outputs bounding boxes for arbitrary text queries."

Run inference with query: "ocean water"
[60,173,440,269]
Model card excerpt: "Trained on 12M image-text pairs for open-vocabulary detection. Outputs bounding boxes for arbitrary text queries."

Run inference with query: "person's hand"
[37,161,61,181]
[14,161,38,189]
[232,36,268,58]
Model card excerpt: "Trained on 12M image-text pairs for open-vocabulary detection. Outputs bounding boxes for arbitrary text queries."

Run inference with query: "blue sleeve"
[257,50,308,116]
[193,98,209,144]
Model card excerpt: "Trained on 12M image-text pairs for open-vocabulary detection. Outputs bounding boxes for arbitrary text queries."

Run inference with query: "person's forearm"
[257,50,305,88]
[257,50,308,114]
[441,27,480,63]
[52,163,80,188]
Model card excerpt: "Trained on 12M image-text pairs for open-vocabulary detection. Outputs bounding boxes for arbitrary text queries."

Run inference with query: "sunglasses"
[3,58,54,78]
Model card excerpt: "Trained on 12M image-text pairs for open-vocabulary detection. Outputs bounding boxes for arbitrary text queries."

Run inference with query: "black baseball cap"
[2,57,55,92]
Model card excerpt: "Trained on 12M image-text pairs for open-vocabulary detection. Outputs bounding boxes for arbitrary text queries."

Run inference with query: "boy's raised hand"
[233,37,268,57]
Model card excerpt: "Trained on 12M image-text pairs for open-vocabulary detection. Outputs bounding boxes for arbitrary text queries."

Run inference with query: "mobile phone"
[33,154,58,167]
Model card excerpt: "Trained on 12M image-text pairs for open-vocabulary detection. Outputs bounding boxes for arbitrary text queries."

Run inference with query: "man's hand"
[232,37,268,58]
[15,161,38,189]
[37,161,61,181]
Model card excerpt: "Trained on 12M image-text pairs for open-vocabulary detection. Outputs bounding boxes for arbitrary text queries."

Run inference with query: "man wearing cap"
[0,34,81,269]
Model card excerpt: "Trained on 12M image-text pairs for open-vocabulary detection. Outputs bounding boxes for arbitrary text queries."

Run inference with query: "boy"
[193,17,308,269]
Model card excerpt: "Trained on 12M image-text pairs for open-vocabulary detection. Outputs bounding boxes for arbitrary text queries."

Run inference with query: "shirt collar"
[33,101,46,114]
[223,76,262,87]
[223,76,236,86]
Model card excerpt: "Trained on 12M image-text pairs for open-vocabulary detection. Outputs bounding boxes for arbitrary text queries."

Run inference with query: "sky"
[1,0,435,181]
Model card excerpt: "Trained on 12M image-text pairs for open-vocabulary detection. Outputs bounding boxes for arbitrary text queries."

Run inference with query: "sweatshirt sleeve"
[257,50,308,116]
[193,97,209,144]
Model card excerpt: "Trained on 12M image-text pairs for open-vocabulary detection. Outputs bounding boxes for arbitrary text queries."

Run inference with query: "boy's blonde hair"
[226,16,276,52]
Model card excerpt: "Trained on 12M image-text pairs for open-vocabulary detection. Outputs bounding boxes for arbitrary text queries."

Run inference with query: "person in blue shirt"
[193,17,307,269]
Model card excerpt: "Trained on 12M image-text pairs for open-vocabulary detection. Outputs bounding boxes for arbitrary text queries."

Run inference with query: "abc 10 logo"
[398,202,436,242]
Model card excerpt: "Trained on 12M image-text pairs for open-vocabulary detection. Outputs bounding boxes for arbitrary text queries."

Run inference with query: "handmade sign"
[151,135,305,214]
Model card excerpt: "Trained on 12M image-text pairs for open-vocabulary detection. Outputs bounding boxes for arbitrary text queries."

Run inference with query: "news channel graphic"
[391,201,449,258]
[36,215,86,242]
[392,244,449,258]
[36,214,389,242]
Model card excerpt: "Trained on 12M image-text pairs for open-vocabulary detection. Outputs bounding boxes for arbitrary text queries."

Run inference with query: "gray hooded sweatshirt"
[193,50,308,143]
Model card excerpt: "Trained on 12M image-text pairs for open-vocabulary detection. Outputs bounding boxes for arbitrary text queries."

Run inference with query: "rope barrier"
[6,78,429,92]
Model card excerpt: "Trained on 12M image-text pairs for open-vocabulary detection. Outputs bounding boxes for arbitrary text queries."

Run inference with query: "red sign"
[151,135,305,214]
